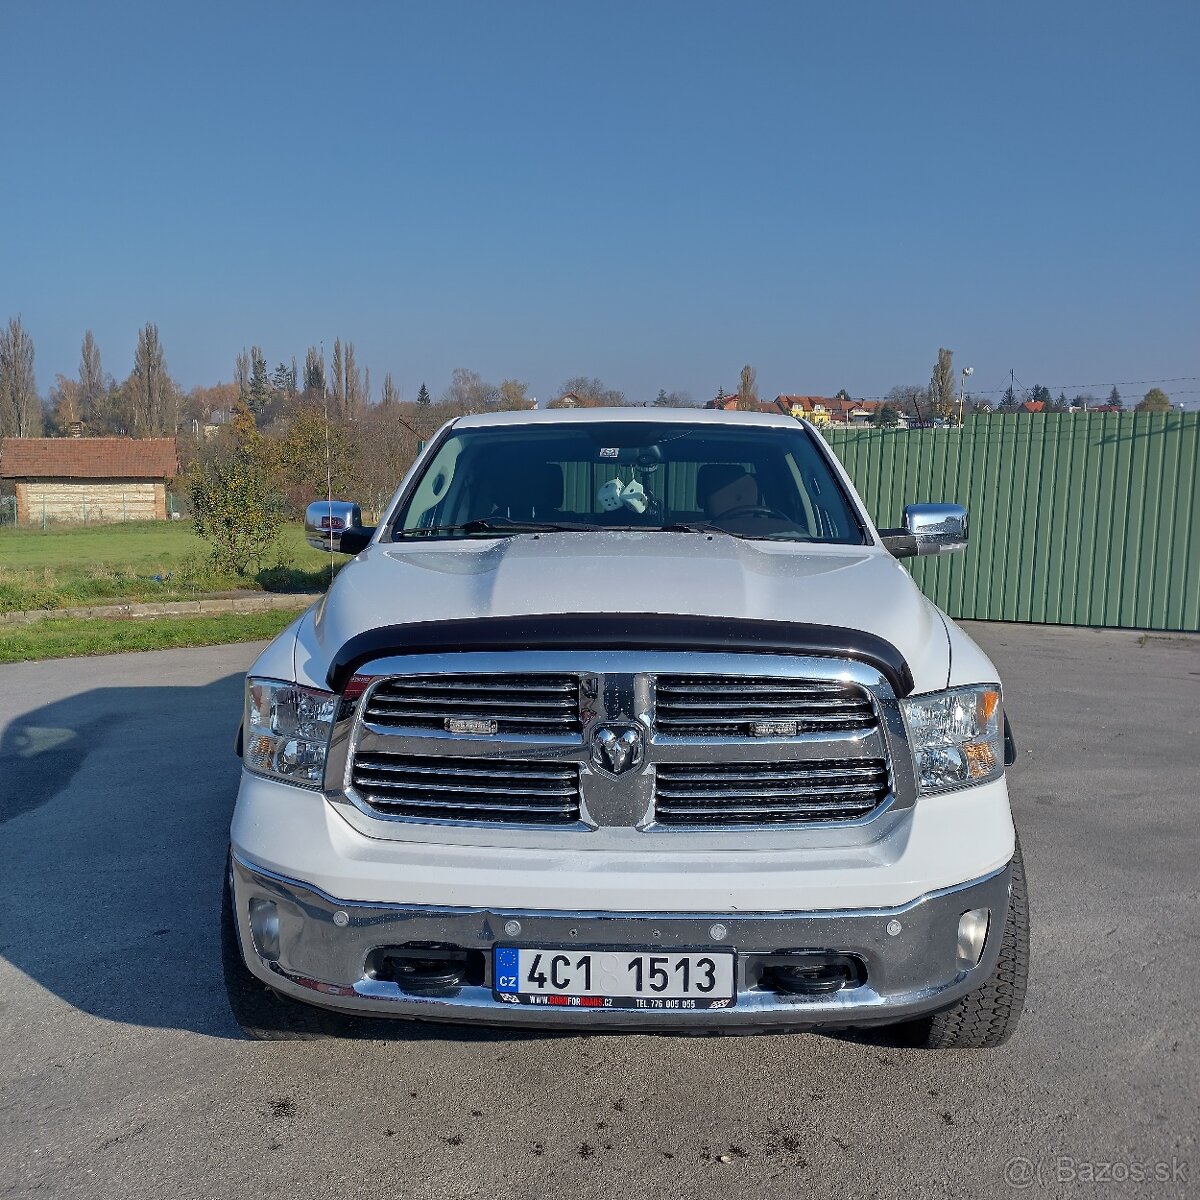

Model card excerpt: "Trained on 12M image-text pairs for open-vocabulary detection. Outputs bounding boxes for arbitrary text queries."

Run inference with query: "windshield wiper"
[657,521,753,539]
[658,521,816,543]
[394,516,603,539]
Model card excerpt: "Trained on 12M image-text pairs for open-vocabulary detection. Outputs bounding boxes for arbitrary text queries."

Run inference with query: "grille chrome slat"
[656,784,885,801]
[366,796,578,815]
[367,710,577,727]
[369,697,575,711]
[353,758,574,783]
[355,777,578,799]
[659,765,886,782]
[656,802,877,818]
[363,674,582,734]
[351,752,583,824]
[654,758,890,827]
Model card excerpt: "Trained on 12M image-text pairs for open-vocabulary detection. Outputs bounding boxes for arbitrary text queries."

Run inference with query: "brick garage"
[0,437,178,525]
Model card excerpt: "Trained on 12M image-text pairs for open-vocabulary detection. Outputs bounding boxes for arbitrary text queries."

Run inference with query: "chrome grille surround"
[324,650,915,849]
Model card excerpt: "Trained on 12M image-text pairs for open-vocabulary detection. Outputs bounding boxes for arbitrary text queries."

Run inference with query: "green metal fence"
[824,412,1200,632]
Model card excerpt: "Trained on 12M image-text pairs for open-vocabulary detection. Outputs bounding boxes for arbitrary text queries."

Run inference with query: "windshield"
[387,421,867,544]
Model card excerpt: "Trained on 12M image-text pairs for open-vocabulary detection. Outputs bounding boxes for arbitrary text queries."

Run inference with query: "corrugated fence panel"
[825,413,1200,632]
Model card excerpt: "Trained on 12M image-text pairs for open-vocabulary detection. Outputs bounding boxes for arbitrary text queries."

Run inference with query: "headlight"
[901,684,1003,794]
[244,678,338,788]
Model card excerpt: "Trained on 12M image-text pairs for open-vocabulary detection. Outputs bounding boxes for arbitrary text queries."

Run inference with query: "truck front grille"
[362,674,581,735]
[338,660,901,834]
[654,758,890,826]
[351,753,582,824]
[654,675,877,737]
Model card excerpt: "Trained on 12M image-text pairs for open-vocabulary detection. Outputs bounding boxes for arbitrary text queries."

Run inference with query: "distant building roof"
[777,395,881,419]
[0,437,178,480]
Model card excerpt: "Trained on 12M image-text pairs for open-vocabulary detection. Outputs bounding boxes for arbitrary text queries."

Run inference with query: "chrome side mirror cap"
[879,503,968,558]
[305,500,371,554]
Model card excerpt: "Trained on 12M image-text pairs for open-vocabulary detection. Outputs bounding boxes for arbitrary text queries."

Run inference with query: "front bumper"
[230,853,1013,1030]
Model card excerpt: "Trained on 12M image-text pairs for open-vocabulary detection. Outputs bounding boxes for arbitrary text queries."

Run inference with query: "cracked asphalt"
[1,623,1197,1198]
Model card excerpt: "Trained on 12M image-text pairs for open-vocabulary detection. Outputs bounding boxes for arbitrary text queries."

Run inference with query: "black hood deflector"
[326,613,914,697]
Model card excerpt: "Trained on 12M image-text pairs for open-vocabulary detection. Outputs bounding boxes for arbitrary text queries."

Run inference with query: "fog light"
[957,907,990,969]
[249,898,280,960]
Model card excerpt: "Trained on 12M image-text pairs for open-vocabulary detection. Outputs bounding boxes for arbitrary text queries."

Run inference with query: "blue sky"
[2,0,1197,408]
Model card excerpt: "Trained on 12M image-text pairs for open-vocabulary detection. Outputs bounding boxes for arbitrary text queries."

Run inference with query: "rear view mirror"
[879,503,968,559]
[305,500,373,554]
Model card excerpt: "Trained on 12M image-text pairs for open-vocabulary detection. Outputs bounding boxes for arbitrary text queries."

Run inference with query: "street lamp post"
[958,367,974,425]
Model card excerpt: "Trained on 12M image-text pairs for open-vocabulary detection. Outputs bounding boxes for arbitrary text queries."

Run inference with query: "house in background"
[776,395,883,425]
[0,437,178,525]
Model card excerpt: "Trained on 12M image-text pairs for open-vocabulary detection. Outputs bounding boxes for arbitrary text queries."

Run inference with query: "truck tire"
[221,853,361,1041]
[887,837,1030,1050]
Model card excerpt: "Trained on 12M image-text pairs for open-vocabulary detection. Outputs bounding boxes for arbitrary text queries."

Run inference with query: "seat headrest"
[697,464,758,517]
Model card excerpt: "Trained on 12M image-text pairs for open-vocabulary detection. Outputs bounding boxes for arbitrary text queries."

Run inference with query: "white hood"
[287,532,950,693]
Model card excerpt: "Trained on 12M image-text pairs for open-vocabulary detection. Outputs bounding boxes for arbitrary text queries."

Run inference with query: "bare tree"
[550,376,626,407]
[79,330,104,425]
[929,347,955,421]
[497,378,531,409]
[235,347,251,399]
[653,389,694,408]
[380,371,399,406]
[131,322,174,434]
[303,346,325,396]
[443,367,500,409]
[885,384,930,422]
[48,375,83,430]
[0,316,40,437]
[330,339,345,414]
[344,342,364,416]
[737,364,759,411]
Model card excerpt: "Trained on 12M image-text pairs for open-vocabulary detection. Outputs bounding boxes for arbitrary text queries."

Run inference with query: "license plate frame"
[493,946,737,1010]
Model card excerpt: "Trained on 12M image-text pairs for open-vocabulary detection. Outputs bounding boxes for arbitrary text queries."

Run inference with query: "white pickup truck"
[223,407,1027,1046]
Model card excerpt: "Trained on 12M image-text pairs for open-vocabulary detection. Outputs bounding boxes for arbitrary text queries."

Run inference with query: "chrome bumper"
[230,853,1012,1030]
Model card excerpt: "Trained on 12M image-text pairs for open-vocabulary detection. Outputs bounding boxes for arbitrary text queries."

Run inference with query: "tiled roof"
[0,437,178,480]
[778,395,880,415]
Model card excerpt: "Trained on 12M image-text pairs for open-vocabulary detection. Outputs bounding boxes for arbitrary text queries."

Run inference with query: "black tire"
[884,837,1030,1049]
[221,852,361,1041]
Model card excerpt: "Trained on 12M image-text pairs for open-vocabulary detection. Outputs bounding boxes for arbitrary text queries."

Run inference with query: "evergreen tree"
[1109,386,1122,410]
[416,382,431,406]
[248,346,269,413]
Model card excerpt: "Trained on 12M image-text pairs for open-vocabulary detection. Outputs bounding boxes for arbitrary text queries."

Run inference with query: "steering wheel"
[719,503,789,521]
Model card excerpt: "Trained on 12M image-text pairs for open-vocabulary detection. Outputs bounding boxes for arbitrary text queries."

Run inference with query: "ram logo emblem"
[590,725,645,777]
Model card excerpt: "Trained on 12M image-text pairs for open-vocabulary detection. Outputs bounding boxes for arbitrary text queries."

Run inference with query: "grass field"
[0,520,339,613]
[0,609,299,664]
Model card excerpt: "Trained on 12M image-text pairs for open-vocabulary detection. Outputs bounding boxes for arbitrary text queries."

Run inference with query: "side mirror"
[879,503,968,559]
[305,500,374,554]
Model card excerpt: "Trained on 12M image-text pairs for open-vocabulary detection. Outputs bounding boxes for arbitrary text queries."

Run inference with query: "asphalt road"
[1,623,1197,1199]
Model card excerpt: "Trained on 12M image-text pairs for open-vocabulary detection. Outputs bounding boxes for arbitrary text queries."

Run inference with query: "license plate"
[493,947,736,1010]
